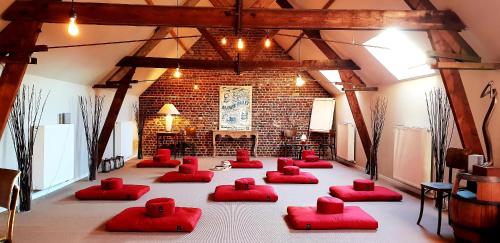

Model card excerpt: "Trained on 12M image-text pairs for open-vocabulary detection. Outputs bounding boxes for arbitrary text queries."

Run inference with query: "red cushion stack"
[277,157,293,172]
[283,166,300,175]
[353,179,375,191]
[301,149,315,159]
[236,149,250,162]
[304,155,319,162]
[229,149,263,168]
[137,149,180,168]
[293,149,333,169]
[235,178,256,190]
[145,198,175,218]
[101,178,123,190]
[179,164,196,174]
[317,197,343,214]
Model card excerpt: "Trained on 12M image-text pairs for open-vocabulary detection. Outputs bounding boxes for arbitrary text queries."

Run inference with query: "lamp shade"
[158,104,180,115]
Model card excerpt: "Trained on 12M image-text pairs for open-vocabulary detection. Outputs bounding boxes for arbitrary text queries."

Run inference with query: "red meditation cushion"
[75,185,150,200]
[158,171,214,183]
[286,206,378,230]
[301,149,315,159]
[146,198,175,218]
[154,149,171,162]
[283,166,300,175]
[293,160,333,168]
[353,179,375,191]
[101,178,123,190]
[235,178,256,190]
[157,149,171,156]
[183,156,198,165]
[277,157,293,172]
[213,185,279,202]
[317,196,344,214]
[305,155,319,162]
[179,164,196,174]
[228,160,263,168]
[329,185,403,202]
[236,155,250,162]
[236,149,250,157]
[265,171,318,184]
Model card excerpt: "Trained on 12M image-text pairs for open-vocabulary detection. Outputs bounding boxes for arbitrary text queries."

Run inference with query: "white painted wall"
[335,71,500,183]
[0,71,138,184]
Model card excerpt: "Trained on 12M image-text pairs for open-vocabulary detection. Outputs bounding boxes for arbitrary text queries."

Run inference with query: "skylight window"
[364,28,435,80]
[319,70,344,92]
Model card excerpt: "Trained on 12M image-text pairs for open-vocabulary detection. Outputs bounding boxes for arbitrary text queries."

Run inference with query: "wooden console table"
[212,130,258,157]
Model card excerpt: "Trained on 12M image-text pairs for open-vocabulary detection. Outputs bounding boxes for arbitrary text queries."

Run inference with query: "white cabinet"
[33,124,75,190]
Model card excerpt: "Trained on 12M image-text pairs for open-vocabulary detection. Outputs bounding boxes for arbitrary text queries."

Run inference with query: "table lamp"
[158,104,180,132]
[300,134,307,144]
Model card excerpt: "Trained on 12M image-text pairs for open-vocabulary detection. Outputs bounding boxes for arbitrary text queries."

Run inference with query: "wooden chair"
[280,128,297,157]
[177,127,197,157]
[417,147,471,235]
[318,129,336,160]
[0,168,21,243]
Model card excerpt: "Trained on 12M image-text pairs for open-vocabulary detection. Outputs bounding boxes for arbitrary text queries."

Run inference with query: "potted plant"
[366,97,387,180]
[79,96,104,181]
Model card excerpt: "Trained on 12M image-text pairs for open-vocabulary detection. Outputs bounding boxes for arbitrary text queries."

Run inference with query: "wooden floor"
[1,157,454,243]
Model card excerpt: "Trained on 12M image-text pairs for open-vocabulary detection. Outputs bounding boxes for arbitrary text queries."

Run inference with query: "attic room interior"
[0,0,499,242]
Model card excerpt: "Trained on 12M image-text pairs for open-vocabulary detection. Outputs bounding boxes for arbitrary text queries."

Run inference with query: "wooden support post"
[276,0,372,160]
[404,0,483,155]
[0,21,42,139]
[97,68,136,164]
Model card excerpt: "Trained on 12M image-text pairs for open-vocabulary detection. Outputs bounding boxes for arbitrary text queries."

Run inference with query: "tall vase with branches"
[8,85,49,211]
[132,102,146,159]
[425,88,454,183]
[366,97,387,180]
[79,96,104,181]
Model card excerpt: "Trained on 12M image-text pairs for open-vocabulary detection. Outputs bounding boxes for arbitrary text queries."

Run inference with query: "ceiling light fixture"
[173,64,182,79]
[193,84,199,90]
[237,37,244,50]
[295,30,304,87]
[173,0,182,79]
[67,0,79,36]
[221,36,227,45]
[264,31,271,48]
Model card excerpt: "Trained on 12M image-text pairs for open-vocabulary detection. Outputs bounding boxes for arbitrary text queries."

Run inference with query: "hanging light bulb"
[67,0,79,36]
[264,37,271,48]
[221,36,227,45]
[173,64,182,78]
[295,74,305,87]
[237,37,244,50]
[193,84,199,90]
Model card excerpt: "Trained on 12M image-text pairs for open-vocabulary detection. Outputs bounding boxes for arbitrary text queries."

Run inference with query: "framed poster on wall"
[219,86,252,131]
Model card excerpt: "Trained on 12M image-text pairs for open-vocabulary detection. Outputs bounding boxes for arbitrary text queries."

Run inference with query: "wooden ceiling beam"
[405,0,484,155]
[3,2,465,31]
[427,51,481,62]
[433,62,500,70]
[197,28,232,60]
[117,56,359,71]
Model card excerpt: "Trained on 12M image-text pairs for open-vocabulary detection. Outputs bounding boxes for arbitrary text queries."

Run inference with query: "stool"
[417,182,452,235]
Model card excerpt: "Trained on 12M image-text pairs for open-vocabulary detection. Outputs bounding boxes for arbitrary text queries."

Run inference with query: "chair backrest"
[0,168,20,209]
[445,147,472,182]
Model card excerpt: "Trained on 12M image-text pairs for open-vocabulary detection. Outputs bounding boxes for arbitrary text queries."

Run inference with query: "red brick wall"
[140,29,331,156]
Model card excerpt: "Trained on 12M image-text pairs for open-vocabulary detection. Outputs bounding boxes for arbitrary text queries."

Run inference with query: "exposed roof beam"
[433,62,500,70]
[343,87,378,92]
[197,28,232,60]
[2,2,465,31]
[93,84,132,89]
[117,57,359,71]
[427,51,481,62]
[168,29,189,53]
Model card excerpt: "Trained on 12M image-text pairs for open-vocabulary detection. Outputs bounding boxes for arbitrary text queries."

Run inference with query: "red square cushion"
[106,206,202,232]
[158,171,214,183]
[236,149,250,157]
[293,160,332,168]
[286,206,378,230]
[304,155,319,162]
[75,185,150,200]
[301,150,316,159]
[213,185,278,202]
[137,159,180,168]
[277,157,294,172]
[329,186,403,202]
[228,160,263,168]
[265,171,318,184]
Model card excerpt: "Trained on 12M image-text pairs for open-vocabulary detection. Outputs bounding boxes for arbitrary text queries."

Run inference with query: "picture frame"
[219,86,252,131]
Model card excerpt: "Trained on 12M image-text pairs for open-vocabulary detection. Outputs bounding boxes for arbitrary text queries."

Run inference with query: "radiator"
[393,126,432,188]
[336,123,355,161]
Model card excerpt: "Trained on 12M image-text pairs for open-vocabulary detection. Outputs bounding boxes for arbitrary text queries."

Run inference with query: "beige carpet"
[1,157,453,243]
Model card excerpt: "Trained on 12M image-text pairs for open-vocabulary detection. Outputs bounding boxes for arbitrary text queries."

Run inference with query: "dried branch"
[79,95,105,181]
[366,96,387,180]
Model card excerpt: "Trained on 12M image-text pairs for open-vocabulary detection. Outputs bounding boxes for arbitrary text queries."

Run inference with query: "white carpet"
[2,157,453,243]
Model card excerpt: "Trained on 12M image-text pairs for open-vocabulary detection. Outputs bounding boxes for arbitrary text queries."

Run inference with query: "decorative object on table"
[219,86,252,131]
[133,102,146,159]
[8,85,49,212]
[425,88,454,183]
[479,81,496,166]
[300,134,307,144]
[158,103,180,132]
[366,96,387,180]
[79,95,105,181]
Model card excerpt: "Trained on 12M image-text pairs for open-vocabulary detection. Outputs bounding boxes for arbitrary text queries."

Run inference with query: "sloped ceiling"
[1,0,499,96]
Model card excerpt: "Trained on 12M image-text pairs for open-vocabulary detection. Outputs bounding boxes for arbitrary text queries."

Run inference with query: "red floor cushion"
[317,197,343,214]
[353,179,375,191]
[136,159,180,168]
[179,164,196,174]
[235,178,256,190]
[302,149,315,158]
[158,171,214,183]
[106,199,202,232]
[213,185,278,202]
[229,160,263,168]
[329,185,403,202]
[277,157,293,172]
[304,155,320,162]
[265,171,318,184]
[75,184,150,200]
[283,166,300,175]
[293,160,333,168]
[286,205,378,230]
[101,178,123,190]
[146,198,175,218]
